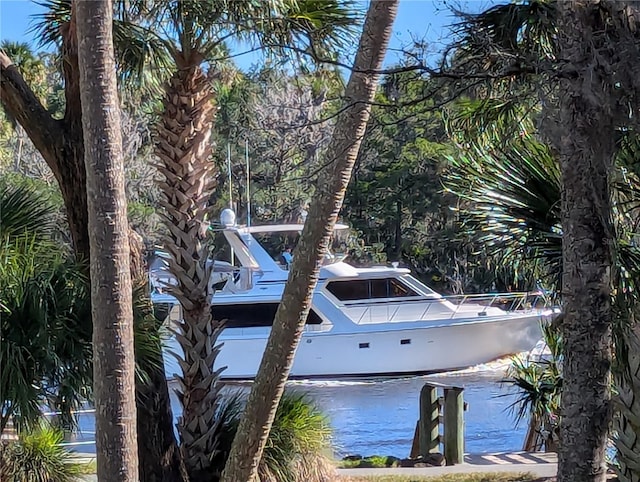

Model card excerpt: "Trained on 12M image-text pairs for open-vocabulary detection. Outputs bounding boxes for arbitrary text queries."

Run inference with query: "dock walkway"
[75,451,558,481]
[338,452,557,479]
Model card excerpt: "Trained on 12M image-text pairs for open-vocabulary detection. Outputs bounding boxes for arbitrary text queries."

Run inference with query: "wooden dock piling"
[444,386,464,465]
[412,383,466,465]
[418,384,440,456]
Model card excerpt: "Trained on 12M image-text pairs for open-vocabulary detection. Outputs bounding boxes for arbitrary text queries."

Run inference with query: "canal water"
[288,371,525,457]
[66,358,527,457]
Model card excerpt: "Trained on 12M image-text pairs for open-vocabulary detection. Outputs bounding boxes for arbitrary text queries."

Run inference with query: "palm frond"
[209,390,333,481]
[0,183,57,241]
[452,0,557,65]
[32,0,71,48]
[502,323,562,426]
[445,134,562,288]
[33,0,171,92]
[112,20,173,93]
[252,0,360,60]
[131,278,166,385]
[447,97,537,147]
[0,425,81,482]
[0,234,91,433]
[139,0,358,66]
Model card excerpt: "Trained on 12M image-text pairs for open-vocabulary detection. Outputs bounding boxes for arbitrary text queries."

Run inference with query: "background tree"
[221,1,399,480]
[75,0,138,478]
[0,41,48,172]
[343,72,474,289]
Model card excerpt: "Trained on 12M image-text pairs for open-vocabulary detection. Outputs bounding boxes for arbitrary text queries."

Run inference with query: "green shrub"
[0,426,81,482]
[214,391,335,482]
[340,455,401,468]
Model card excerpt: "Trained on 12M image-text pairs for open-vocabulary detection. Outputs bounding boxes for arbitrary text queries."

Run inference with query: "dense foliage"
[0,181,91,433]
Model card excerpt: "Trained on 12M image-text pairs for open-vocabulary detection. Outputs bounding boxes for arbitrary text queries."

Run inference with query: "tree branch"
[0,50,65,180]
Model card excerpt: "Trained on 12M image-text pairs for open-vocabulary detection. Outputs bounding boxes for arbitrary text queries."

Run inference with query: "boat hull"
[163,312,544,380]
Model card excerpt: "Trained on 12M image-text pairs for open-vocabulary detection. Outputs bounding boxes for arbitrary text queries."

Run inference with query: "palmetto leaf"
[453,0,557,66]
[0,231,92,432]
[447,97,537,148]
[253,0,359,58]
[501,323,563,427]
[125,0,358,64]
[0,184,164,432]
[0,183,57,241]
[207,390,333,480]
[445,134,562,287]
[32,0,70,48]
[132,278,167,385]
[33,0,172,91]
[112,20,173,92]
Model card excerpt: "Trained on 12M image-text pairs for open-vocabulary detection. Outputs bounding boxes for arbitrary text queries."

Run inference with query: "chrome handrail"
[349,291,549,324]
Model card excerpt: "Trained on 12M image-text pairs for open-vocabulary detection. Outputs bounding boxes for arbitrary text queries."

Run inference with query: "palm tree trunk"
[76,0,138,479]
[553,2,615,481]
[220,2,399,480]
[136,358,186,482]
[2,16,183,480]
[615,326,640,482]
[155,64,223,482]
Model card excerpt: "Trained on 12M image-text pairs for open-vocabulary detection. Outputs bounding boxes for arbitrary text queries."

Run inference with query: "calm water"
[66,360,527,457]
[284,371,525,457]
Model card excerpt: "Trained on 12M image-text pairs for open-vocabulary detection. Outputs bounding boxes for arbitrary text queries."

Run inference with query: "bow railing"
[352,292,553,325]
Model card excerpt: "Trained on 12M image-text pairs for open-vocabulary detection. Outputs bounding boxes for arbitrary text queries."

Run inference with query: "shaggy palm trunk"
[155,63,223,482]
[136,335,186,482]
[553,2,616,481]
[616,327,640,482]
[76,0,138,479]
[220,2,399,480]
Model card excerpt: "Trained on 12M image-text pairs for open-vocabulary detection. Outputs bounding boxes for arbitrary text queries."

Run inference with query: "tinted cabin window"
[326,280,369,301]
[215,303,323,328]
[389,278,417,297]
[327,278,420,301]
[370,279,388,298]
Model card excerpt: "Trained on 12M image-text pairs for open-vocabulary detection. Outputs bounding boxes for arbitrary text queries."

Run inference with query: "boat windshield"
[251,231,348,269]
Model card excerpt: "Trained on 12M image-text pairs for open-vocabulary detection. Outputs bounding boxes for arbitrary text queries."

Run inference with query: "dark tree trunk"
[551,2,616,481]
[76,0,138,478]
[219,2,399,480]
[131,233,185,482]
[136,362,185,482]
[0,51,89,257]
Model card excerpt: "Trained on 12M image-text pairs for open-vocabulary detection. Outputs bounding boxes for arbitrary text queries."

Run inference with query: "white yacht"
[151,215,551,380]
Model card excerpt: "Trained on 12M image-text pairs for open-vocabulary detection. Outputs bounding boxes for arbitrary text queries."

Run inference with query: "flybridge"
[237,223,350,234]
[217,208,352,280]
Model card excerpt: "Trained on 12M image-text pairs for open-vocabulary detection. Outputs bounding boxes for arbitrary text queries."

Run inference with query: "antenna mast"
[227,143,233,209]
[226,143,234,265]
[246,139,251,227]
